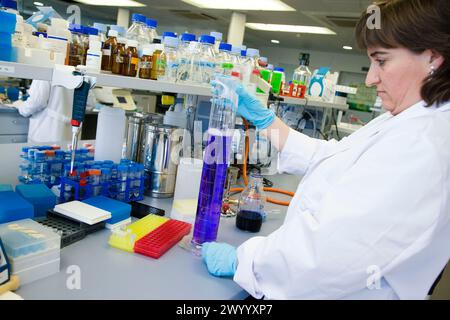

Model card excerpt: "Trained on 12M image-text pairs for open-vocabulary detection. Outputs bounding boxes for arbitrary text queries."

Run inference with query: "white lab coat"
[15,80,74,144]
[234,100,450,300]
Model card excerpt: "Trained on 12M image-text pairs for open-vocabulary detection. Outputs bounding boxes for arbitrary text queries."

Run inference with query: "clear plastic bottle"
[230,45,244,82]
[93,23,107,44]
[197,35,217,84]
[158,36,178,82]
[241,48,260,85]
[144,18,158,44]
[292,54,312,88]
[209,31,222,54]
[86,37,102,72]
[236,173,267,233]
[126,13,148,56]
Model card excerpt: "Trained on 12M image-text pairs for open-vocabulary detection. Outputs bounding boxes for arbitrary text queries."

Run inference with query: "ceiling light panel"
[181,0,295,11]
[246,23,336,35]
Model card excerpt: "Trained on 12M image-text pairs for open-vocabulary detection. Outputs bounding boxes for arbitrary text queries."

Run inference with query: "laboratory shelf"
[276,95,349,110]
[0,61,53,81]
[0,61,212,96]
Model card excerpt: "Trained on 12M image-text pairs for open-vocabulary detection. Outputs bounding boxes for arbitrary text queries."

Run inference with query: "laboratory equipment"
[163,98,187,128]
[85,36,102,72]
[111,37,126,74]
[236,173,266,233]
[112,89,136,110]
[94,106,126,163]
[0,10,16,62]
[170,157,203,224]
[125,113,146,162]
[150,44,164,80]
[101,29,118,71]
[93,22,107,43]
[197,35,217,84]
[0,236,10,286]
[108,213,169,252]
[158,36,179,81]
[145,18,158,43]
[141,124,181,198]
[134,219,191,259]
[191,77,239,246]
[270,67,284,95]
[15,184,56,218]
[46,18,71,65]
[0,191,34,224]
[54,201,111,225]
[130,201,165,219]
[176,33,197,83]
[82,196,131,229]
[293,53,312,88]
[36,213,88,248]
[122,39,139,77]
[0,218,61,285]
[126,13,148,55]
[139,45,153,79]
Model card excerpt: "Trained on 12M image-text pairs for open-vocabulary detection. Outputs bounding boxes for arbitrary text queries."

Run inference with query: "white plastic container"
[170,157,203,224]
[86,38,102,72]
[47,18,71,65]
[94,106,126,163]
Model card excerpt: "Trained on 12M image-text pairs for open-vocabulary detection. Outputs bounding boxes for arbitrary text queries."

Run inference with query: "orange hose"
[236,120,294,206]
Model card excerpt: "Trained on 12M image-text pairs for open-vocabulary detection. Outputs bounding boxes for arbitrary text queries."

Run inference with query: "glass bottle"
[111,37,126,74]
[145,18,158,44]
[139,45,153,79]
[197,35,216,84]
[293,53,312,87]
[126,13,148,56]
[236,173,266,233]
[158,36,178,81]
[122,39,139,77]
[68,24,84,67]
[150,44,164,80]
[101,29,118,72]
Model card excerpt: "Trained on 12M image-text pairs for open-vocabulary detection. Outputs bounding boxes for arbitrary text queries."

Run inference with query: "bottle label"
[141,61,151,69]
[131,57,139,71]
[102,48,111,56]
[115,55,123,63]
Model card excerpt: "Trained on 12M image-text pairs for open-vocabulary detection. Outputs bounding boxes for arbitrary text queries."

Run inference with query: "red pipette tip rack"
[134,219,192,259]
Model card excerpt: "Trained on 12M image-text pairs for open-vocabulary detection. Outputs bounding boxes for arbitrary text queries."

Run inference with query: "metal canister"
[125,113,163,163]
[141,123,182,198]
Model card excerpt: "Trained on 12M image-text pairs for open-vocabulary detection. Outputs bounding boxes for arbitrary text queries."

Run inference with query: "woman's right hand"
[211,75,276,130]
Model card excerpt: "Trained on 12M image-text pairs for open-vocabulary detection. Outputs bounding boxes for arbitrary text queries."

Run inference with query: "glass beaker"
[236,173,266,233]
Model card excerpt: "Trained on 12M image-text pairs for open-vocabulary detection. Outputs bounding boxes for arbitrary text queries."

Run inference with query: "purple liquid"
[192,133,231,245]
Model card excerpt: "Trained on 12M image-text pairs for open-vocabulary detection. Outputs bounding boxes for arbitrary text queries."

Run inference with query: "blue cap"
[219,42,232,52]
[132,13,146,23]
[1,0,17,10]
[241,50,247,57]
[199,35,215,45]
[34,32,47,38]
[35,151,46,160]
[81,26,98,36]
[101,168,111,175]
[146,18,157,28]
[93,23,107,33]
[181,33,196,42]
[163,31,176,38]
[118,165,128,172]
[274,67,284,72]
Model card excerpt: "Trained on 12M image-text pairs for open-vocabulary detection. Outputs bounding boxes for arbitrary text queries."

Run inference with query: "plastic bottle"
[197,35,216,84]
[271,67,284,94]
[86,37,102,72]
[101,29,118,71]
[162,31,176,40]
[139,45,153,79]
[230,45,244,82]
[117,165,128,201]
[126,13,148,56]
[144,18,158,44]
[236,173,266,233]
[82,26,99,65]
[209,31,222,54]
[150,44,164,80]
[111,37,126,74]
[93,22,107,44]
[95,106,126,163]
[47,18,71,65]
[89,169,101,196]
[122,39,139,77]
[158,36,179,81]
[242,48,260,86]
[293,53,312,88]
[68,24,84,66]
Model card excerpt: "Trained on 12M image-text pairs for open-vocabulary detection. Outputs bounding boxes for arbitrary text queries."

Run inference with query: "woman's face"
[365,47,431,115]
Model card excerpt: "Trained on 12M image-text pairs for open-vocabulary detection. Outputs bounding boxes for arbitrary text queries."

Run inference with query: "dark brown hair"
[355,0,450,107]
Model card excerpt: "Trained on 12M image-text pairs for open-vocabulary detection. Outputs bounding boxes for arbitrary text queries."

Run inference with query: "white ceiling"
[21,0,373,54]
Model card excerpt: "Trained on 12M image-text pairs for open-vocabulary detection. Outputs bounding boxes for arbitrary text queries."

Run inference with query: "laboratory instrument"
[236,173,266,233]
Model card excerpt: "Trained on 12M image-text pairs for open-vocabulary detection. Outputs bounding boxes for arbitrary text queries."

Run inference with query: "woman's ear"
[429,50,445,69]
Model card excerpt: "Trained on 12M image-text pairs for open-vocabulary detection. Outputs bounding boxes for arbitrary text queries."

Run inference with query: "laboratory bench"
[0,104,29,144]
[14,173,301,300]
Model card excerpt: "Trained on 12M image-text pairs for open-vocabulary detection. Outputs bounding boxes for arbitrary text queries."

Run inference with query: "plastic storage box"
[0,184,13,192]
[15,184,56,218]
[82,196,131,225]
[0,219,61,285]
[0,191,34,224]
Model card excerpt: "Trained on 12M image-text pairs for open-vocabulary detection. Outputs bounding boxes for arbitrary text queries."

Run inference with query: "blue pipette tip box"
[15,184,56,218]
[0,191,34,224]
[82,196,131,225]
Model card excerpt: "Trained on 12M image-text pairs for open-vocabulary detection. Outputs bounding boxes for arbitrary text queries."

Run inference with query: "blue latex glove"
[202,242,237,277]
[211,75,276,130]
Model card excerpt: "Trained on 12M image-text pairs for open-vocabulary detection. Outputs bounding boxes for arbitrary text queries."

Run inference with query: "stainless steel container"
[141,123,182,198]
[125,113,163,163]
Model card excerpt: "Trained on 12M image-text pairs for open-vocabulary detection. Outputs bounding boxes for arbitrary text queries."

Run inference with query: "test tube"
[89,169,101,196]
[45,150,56,185]
[35,151,46,183]
[117,165,128,201]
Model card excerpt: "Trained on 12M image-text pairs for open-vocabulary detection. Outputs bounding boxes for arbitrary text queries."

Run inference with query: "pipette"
[70,71,92,174]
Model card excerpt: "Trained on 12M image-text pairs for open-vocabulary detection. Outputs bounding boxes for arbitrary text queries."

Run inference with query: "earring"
[430,65,436,76]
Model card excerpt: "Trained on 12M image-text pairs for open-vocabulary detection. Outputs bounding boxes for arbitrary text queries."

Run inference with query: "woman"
[202,0,450,299]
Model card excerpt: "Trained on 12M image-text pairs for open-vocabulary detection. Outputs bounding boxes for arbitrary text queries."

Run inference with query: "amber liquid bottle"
[150,45,164,80]
[122,40,139,77]
[111,39,126,75]
[139,46,154,79]
[101,30,118,71]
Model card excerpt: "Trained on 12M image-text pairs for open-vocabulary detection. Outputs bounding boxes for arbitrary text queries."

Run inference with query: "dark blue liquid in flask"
[192,80,238,246]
